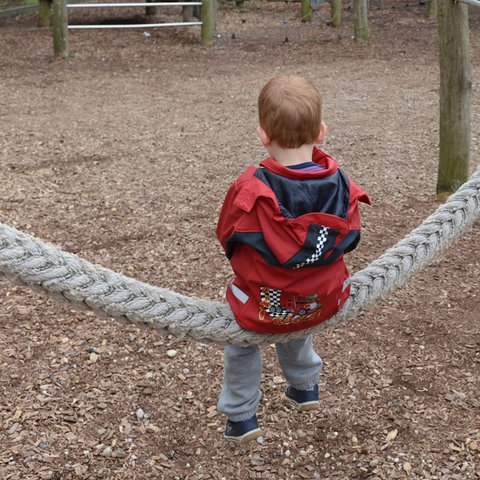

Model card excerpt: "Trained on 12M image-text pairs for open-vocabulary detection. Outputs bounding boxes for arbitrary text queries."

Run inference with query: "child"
[216,75,370,443]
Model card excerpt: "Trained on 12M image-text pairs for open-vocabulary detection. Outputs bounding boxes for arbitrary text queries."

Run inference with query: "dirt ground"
[1,1,480,479]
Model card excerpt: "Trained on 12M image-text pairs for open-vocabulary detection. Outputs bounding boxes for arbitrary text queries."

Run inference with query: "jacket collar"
[259,147,339,178]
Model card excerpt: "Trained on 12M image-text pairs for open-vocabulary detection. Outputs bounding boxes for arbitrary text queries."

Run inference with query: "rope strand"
[1,169,479,346]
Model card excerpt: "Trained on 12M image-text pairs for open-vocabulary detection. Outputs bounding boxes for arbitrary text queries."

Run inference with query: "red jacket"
[217,147,370,333]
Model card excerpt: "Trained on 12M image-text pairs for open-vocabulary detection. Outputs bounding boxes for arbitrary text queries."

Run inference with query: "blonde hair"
[258,75,322,149]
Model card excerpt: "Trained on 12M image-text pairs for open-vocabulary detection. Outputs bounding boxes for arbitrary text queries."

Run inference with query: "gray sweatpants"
[217,335,323,422]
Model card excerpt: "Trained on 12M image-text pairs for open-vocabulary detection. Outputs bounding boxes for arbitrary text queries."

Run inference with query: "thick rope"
[1,170,479,346]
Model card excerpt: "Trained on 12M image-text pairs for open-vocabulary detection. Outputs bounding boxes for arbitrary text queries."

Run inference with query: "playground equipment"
[51,0,216,57]
[66,2,203,29]
[0,168,479,346]
[458,0,480,7]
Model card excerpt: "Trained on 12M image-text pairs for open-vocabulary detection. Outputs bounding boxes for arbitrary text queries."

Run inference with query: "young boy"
[216,75,370,443]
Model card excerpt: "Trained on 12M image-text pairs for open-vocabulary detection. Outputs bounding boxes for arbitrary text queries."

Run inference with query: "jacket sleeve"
[342,179,370,254]
[347,179,371,230]
[216,182,243,252]
[216,166,260,254]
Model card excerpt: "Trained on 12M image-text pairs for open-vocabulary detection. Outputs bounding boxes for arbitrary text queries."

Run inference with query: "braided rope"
[1,170,479,346]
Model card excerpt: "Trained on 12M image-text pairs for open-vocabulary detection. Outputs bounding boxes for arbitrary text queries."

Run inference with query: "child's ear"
[316,122,327,143]
[257,126,271,147]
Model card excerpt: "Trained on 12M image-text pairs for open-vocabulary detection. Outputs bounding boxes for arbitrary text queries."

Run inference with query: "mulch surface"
[1,1,479,478]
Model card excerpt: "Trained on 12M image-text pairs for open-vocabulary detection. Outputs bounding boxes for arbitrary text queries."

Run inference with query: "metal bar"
[68,21,201,28]
[68,2,201,6]
[456,0,480,7]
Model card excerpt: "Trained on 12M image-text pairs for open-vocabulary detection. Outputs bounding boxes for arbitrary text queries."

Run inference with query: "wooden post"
[38,0,51,27]
[436,0,471,199]
[353,0,369,41]
[183,3,194,22]
[145,0,157,17]
[301,0,312,23]
[426,0,438,19]
[52,0,69,58]
[183,1,201,22]
[330,0,341,27]
[201,0,215,45]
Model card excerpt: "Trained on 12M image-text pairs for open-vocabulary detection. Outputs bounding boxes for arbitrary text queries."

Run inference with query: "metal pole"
[67,2,201,7]
[456,0,480,7]
[68,21,201,28]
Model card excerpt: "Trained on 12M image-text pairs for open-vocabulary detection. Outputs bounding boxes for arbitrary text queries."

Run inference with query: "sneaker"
[284,384,319,411]
[224,415,263,444]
